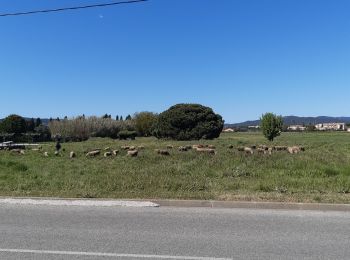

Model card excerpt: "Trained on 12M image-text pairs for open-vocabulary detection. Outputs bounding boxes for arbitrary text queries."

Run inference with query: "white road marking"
[0,249,232,260]
[0,198,159,207]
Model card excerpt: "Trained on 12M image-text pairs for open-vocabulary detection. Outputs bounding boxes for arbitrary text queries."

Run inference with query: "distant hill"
[226,116,350,128]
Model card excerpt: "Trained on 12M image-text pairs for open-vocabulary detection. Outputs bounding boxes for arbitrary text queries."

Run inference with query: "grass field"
[1,132,350,203]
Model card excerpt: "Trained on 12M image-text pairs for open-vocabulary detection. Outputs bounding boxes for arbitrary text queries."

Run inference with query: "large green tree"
[134,112,158,137]
[154,104,224,140]
[260,112,283,141]
[1,114,27,134]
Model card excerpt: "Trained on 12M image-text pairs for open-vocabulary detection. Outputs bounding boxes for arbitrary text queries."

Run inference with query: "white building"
[248,125,260,129]
[315,123,346,131]
[287,125,306,131]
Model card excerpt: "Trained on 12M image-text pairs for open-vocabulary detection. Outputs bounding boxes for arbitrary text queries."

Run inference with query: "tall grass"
[48,117,135,141]
[1,132,350,203]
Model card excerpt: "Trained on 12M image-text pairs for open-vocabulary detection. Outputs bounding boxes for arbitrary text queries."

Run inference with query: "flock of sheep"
[2,143,305,158]
[234,145,305,155]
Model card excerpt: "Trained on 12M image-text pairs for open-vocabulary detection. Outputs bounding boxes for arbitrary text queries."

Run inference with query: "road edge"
[150,199,350,211]
[0,197,349,211]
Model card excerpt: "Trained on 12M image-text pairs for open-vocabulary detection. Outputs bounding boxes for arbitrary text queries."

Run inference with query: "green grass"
[1,132,350,203]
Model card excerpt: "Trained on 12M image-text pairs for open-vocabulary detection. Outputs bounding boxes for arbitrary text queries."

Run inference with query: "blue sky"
[1,0,349,123]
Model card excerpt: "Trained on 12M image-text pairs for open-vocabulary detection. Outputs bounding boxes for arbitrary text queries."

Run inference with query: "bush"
[1,114,27,134]
[48,116,136,142]
[260,112,283,141]
[154,104,224,140]
[118,130,137,140]
[134,112,158,137]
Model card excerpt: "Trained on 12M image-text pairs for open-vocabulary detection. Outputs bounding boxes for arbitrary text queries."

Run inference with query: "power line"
[0,0,148,17]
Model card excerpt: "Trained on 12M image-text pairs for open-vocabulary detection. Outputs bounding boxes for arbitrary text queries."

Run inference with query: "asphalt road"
[0,205,349,259]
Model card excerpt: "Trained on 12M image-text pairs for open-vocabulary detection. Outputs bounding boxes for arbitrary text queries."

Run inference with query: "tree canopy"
[154,104,224,140]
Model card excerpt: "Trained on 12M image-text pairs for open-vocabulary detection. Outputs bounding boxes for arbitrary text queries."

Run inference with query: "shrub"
[48,116,136,142]
[134,112,158,137]
[260,112,283,141]
[1,114,27,134]
[154,104,224,140]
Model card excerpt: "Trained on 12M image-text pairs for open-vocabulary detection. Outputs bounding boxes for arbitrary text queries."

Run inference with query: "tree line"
[0,104,285,143]
[0,104,224,142]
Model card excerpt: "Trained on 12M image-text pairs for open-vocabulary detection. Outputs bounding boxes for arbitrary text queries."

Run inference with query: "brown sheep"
[195,148,216,155]
[273,146,288,151]
[121,145,130,150]
[86,150,100,157]
[127,150,138,157]
[156,149,170,156]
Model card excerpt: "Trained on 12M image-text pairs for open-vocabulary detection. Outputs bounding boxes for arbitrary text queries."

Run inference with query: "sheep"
[70,151,76,158]
[104,152,112,157]
[44,152,49,157]
[127,150,138,157]
[192,144,205,149]
[257,147,266,154]
[287,146,305,154]
[267,147,273,155]
[273,146,288,151]
[207,145,216,149]
[84,148,101,153]
[54,151,59,156]
[258,145,269,151]
[237,147,245,152]
[86,150,100,157]
[112,150,119,156]
[156,149,170,156]
[244,147,254,155]
[166,145,174,149]
[129,146,136,151]
[121,145,130,150]
[178,146,188,152]
[195,148,216,155]
[11,149,25,155]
